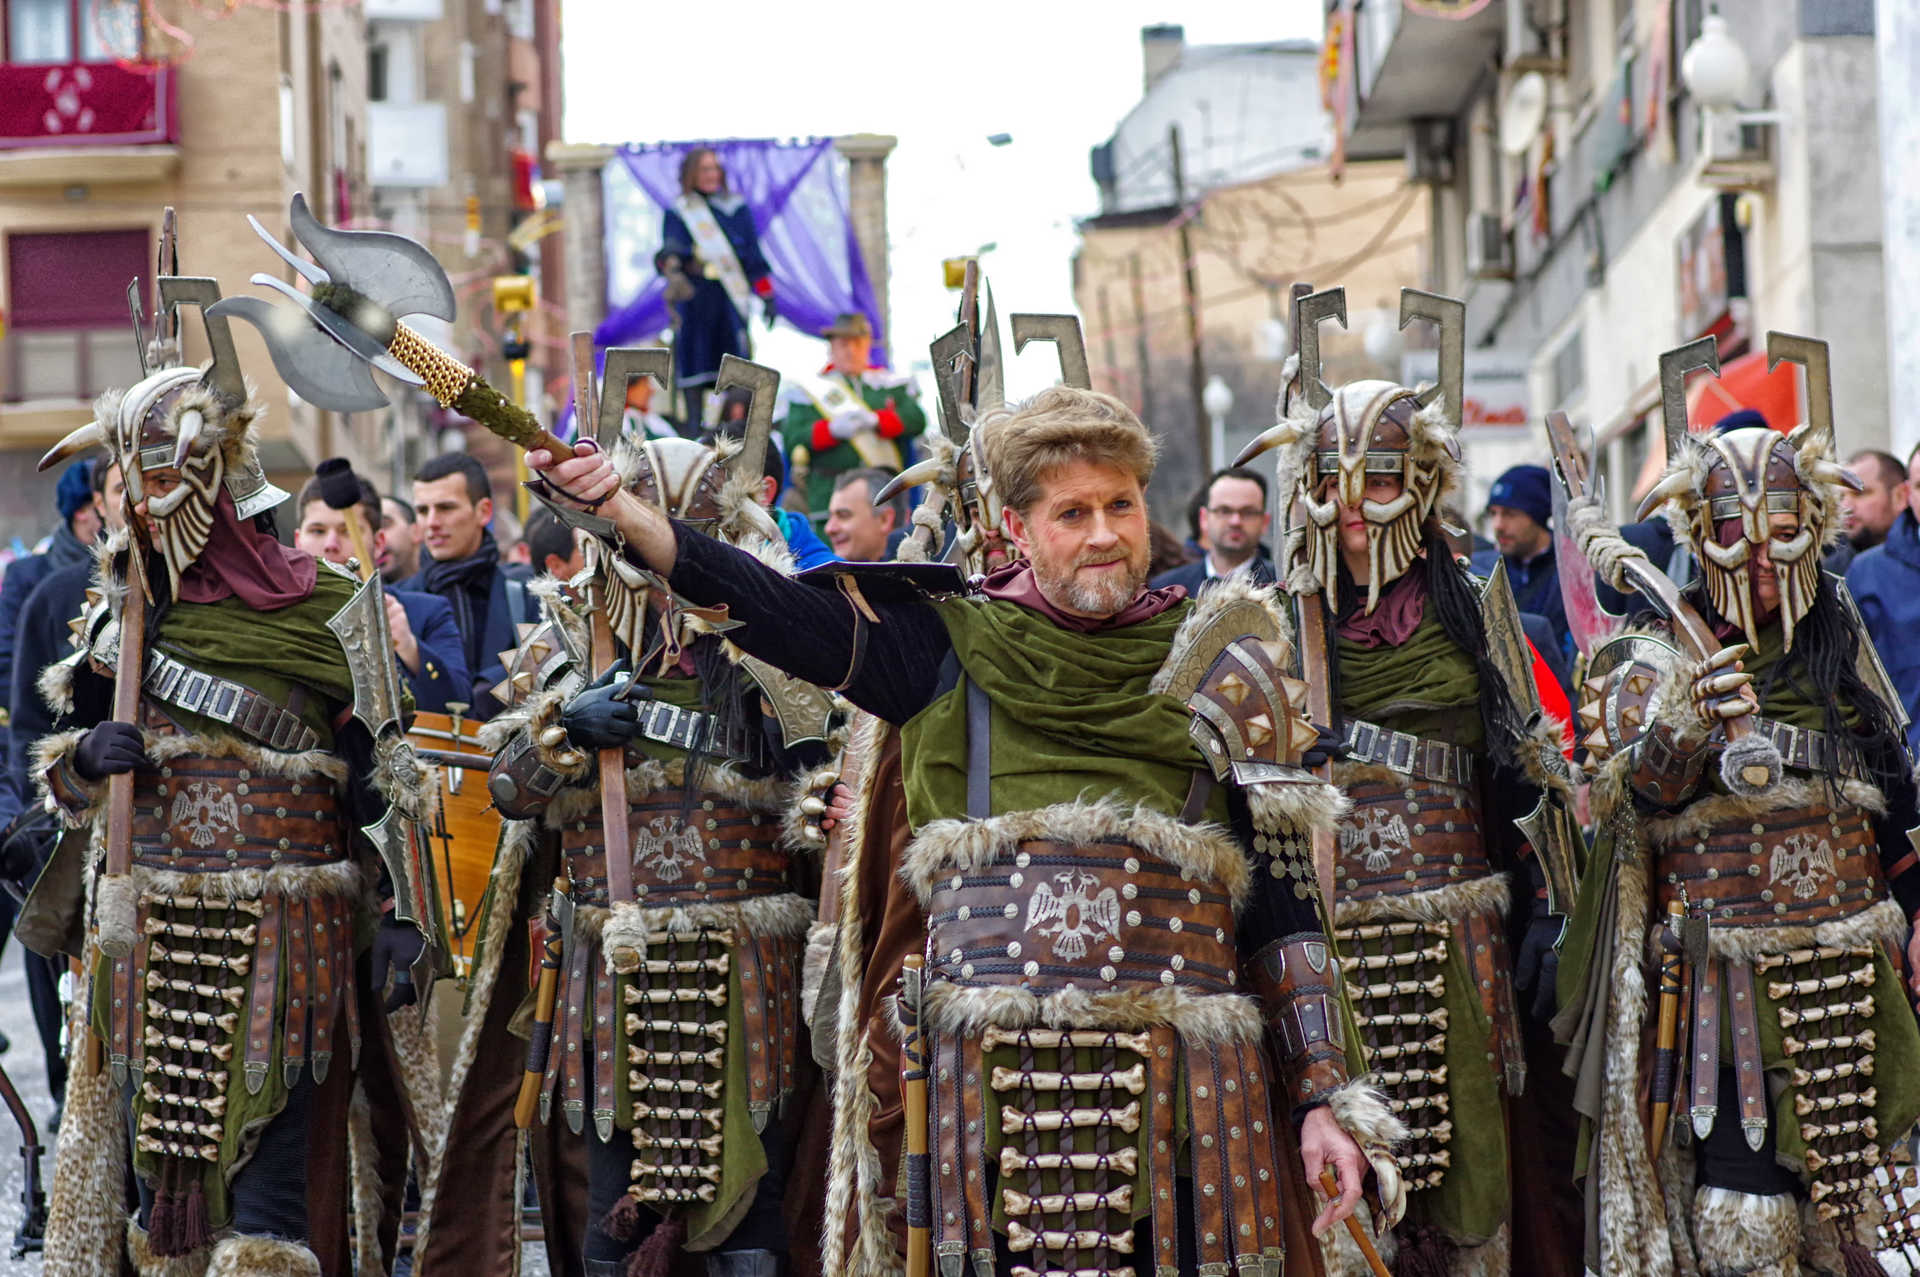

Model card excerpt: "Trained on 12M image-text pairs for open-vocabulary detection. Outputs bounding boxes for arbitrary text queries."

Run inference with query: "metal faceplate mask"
[1690,427,1825,651]
[1298,384,1440,615]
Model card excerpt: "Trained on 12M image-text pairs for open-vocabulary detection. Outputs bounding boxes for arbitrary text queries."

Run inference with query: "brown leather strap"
[1690,955,1723,1141]
[110,947,135,1084]
[1185,1039,1232,1270]
[1237,1036,1286,1268]
[1726,962,1768,1152]
[932,1033,968,1275]
[560,935,589,1134]
[966,679,991,820]
[309,895,339,1084]
[284,895,312,1088]
[739,930,773,1128]
[1148,1026,1178,1277]
[591,950,616,1144]
[1179,770,1216,824]
[540,916,570,1126]
[244,897,281,1095]
[956,1035,992,1272]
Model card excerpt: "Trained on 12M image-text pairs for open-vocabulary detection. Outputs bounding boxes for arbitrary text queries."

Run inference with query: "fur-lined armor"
[481,432,828,1260]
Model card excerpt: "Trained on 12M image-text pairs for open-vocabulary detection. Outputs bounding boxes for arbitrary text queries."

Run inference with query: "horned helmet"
[1634,333,1856,652]
[584,351,785,657]
[880,284,1090,575]
[1239,287,1465,614]
[38,275,287,600]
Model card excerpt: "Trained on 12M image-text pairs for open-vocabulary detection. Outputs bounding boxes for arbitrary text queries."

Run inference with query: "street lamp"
[1203,375,1234,471]
[1681,6,1783,164]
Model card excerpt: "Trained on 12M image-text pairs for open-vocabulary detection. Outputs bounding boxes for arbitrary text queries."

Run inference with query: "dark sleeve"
[660,208,694,259]
[0,559,43,743]
[1869,729,1920,916]
[666,523,948,724]
[1229,789,1329,953]
[402,595,473,714]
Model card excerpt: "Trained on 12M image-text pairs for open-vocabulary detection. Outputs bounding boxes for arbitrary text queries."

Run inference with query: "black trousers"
[582,1115,792,1263]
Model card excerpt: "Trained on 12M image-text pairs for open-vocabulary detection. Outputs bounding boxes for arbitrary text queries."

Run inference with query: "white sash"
[673,192,754,322]
[799,370,901,470]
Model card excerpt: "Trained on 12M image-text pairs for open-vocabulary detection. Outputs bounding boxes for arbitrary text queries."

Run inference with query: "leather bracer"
[487,728,574,820]
[1626,717,1710,808]
[1248,932,1350,1107]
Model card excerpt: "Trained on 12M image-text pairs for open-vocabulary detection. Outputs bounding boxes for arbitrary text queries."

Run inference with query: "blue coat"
[390,588,472,714]
[1471,543,1573,668]
[661,194,771,388]
[1845,510,1920,755]
[394,564,536,720]
[773,508,837,570]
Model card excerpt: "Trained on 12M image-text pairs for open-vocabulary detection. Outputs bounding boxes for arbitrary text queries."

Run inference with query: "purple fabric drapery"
[594,137,885,362]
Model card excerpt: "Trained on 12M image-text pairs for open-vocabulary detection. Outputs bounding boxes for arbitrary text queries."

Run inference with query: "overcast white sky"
[561,0,1323,393]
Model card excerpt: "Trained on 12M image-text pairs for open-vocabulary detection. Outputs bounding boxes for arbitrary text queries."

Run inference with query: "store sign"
[1401,350,1531,429]
[1676,192,1747,340]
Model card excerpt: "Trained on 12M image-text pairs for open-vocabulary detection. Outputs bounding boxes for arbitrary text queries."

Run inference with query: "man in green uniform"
[779,312,926,521]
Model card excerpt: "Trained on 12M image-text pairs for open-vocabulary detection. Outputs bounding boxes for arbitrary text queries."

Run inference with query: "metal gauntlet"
[1248,933,1351,1107]
[487,730,573,821]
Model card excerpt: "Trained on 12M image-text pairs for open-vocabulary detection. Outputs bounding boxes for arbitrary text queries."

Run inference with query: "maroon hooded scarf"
[174,490,317,611]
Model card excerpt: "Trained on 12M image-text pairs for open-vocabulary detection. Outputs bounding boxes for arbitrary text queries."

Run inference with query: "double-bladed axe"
[211,192,575,460]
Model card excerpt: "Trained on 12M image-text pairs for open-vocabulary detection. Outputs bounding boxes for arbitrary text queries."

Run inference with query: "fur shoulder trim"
[899,798,1251,909]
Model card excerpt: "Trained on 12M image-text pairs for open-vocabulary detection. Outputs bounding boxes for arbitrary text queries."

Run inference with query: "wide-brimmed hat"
[823,312,872,340]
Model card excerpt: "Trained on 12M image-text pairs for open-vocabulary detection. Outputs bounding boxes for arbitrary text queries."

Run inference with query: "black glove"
[370,919,427,1012]
[1513,857,1563,1021]
[0,807,56,906]
[1299,723,1348,770]
[559,662,640,751]
[73,721,146,781]
[762,293,778,330]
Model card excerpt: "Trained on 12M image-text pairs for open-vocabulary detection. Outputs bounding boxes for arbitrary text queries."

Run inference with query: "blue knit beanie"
[55,459,93,523]
[1486,464,1552,529]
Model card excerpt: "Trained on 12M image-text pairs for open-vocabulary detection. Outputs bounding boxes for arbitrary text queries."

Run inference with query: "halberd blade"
[287,191,457,322]
[209,295,391,412]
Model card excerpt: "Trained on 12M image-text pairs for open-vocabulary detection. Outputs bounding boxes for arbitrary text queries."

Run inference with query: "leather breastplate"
[926,836,1238,998]
[1651,801,1884,927]
[1336,777,1489,898]
[560,791,789,910]
[131,756,348,872]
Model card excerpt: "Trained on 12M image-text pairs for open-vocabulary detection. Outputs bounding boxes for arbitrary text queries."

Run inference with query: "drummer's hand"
[384,592,420,672]
[1300,1105,1365,1236]
[525,440,678,574]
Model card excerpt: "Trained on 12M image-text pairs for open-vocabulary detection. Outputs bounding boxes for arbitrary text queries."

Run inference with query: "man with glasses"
[1150,466,1275,593]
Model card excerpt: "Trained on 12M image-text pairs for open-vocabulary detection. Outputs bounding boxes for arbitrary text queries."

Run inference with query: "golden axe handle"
[388,322,572,459]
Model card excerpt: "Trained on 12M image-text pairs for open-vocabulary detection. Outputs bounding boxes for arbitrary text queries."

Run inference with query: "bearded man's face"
[1005,460,1151,620]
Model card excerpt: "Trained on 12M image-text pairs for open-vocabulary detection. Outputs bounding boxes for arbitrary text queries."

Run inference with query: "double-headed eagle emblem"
[1770,833,1837,901]
[171,781,240,849]
[1024,871,1122,962]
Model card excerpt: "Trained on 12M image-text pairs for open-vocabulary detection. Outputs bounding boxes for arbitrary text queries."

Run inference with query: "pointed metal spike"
[527,641,552,665]
[1216,672,1250,706]
[1576,703,1603,735]
[1244,713,1274,750]
[1277,675,1309,706]
[1619,706,1644,730]
[496,651,520,676]
[1582,674,1608,700]
[515,622,539,645]
[511,672,535,693]
[1625,672,1654,697]
[1584,726,1612,756]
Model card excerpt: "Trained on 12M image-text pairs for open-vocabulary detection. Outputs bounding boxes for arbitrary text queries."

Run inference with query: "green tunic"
[779,369,928,519]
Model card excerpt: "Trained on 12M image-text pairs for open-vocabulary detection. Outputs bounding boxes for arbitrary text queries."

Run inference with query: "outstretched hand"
[526,440,679,573]
[1299,1104,1366,1235]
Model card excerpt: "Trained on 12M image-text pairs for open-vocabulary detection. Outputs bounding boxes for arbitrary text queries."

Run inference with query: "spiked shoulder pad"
[1575,631,1684,765]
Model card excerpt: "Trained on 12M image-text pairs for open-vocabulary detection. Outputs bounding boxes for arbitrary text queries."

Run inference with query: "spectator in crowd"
[780,312,926,518]
[1150,467,1275,594]
[713,412,836,568]
[292,472,472,713]
[1845,442,1920,753]
[1,456,129,1093]
[620,370,685,443]
[1827,448,1909,575]
[824,467,906,562]
[525,507,585,580]
[1182,486,1209,560]
[493,506,533,571]
[1473,463,1572,665]
[378,495,423,583]
[399,453,537,717]
[0,461,99,741]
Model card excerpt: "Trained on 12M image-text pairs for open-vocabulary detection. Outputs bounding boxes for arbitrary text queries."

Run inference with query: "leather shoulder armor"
[1574,631,1683,764]
[1186,635,1318,784]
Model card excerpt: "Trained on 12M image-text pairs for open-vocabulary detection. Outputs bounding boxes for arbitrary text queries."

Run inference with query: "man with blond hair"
[527,386,1403,1276]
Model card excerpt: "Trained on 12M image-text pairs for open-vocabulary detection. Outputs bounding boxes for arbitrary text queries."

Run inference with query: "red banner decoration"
[0,62,176,149]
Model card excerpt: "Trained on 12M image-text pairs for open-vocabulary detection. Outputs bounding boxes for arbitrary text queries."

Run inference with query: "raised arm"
[525,442,946,722]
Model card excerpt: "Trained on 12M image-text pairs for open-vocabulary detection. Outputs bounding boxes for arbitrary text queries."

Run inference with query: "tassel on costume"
[601,1189,645,1242]
[1390,1222,1454,1277]
[1841,1242,1889,1277]
[181,1179,212,1253]
[624,1215,686,1277]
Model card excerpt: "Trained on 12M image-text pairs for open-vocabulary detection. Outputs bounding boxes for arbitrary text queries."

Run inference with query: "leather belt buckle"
[1350,721,1379,760]
[205,682,242,724]
[176,670,212,714]
[1387,731,1415,773]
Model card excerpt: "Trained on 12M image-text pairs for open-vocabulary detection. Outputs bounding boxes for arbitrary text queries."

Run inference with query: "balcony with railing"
[1,0,180,183]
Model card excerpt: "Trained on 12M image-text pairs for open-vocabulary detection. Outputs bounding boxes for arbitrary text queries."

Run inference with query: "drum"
[408,706,498,979]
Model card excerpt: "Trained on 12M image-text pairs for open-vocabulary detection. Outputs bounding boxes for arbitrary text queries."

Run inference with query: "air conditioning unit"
[1466,212,1514,281]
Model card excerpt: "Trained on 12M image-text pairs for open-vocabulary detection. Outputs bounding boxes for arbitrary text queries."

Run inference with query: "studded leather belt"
[130,757,348,871]
[145,650,319,753]
[1342,718,1475,788]
[1335,776,1490,897]
[926,838,1239,997]
[1749,716,1863,781]
[560,793,789,909]
[1652,802,1884,927]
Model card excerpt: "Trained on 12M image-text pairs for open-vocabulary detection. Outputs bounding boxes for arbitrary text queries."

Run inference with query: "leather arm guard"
[40,751,96,828]
[1247,933,1351,1108]
[1626,717,1712,808]
[486,693,586,821]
